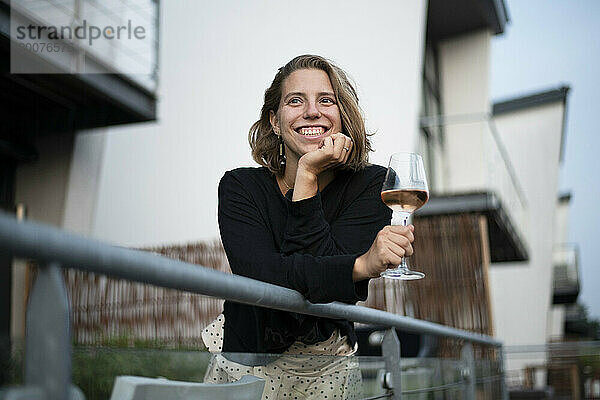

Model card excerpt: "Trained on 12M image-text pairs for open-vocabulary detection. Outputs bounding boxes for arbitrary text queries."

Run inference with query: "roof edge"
[493,85,571,162]
[488,0,510,35]
[493,86,570,115]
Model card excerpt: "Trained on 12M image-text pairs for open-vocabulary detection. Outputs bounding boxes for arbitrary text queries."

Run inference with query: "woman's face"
[270,68,343,166]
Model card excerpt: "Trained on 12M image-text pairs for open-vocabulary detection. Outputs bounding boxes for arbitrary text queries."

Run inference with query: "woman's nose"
[304,101,321,119]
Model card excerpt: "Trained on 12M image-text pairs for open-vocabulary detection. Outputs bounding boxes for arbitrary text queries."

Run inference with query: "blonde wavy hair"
[249,55,372,176]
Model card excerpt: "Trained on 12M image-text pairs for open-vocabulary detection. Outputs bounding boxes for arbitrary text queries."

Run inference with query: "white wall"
[76,0,427,247]
[554,197,570,245]
[489,101,565,348]
[62,129,108,236]
[547,306,565,340]
[439,30,492,115]
[438,30,492,192]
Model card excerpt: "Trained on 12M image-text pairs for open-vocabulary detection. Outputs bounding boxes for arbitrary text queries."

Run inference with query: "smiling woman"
[203,55,416,399]
[250,55,371,177]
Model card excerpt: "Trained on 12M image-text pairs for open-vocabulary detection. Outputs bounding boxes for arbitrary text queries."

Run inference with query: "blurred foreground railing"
[0,211,507,400]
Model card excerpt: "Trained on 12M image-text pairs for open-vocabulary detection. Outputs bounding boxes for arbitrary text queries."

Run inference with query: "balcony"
[552,245,580,305]
[0,0,158,146]
[417,114,529,263]
[564,304,590,339]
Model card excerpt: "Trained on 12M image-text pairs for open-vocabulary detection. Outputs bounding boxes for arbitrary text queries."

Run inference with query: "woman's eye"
[288,97,302,105]
[320,97,335,104]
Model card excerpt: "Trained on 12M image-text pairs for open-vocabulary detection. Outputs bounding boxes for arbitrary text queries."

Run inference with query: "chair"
[109,375,265,400]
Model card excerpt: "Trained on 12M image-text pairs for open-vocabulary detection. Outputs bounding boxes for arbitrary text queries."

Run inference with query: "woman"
[203,55,415,399]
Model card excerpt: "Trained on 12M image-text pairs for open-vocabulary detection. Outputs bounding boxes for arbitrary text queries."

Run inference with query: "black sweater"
[218,165,391,354]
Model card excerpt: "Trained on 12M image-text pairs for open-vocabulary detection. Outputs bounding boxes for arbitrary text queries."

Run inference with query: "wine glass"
[380,152,429,280]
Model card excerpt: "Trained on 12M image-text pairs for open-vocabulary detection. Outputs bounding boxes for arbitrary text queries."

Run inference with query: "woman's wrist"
[291,167,318,201]
[352,254,369,282]
[296,161,320,180]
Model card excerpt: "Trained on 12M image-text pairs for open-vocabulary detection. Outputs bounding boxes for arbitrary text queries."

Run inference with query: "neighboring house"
[490,88,572,350]
[488,88,573,383]
[4,0,581,393]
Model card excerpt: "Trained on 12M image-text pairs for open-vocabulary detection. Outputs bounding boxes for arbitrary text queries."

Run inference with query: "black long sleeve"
[218,165,391,353]
[219,172,363,304]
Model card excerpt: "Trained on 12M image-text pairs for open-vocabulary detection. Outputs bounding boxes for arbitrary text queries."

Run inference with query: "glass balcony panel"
[552,245,580,304]
[7,343,510,399]
[419,115,529,262]
[10,0,158,91]
[482,119,528,244]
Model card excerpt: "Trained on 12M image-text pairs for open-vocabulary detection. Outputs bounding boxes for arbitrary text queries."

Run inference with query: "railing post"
[27,262,72,400]
[498,346,509,400]
[461,342,476,400]
[382,328,402,400]
[1,262,84,400]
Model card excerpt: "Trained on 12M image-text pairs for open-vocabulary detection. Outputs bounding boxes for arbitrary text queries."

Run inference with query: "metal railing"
[0,211,507,400]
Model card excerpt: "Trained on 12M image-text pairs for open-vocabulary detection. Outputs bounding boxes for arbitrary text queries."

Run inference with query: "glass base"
[380,267,425,280]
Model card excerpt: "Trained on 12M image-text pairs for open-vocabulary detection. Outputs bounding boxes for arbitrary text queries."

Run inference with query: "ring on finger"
[343,146,350,151]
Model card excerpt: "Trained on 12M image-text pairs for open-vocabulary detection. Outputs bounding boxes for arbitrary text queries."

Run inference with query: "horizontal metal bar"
[401,380,467,394]
[505,341,600,353]
[0,212,502,347]
[475,375,503,384]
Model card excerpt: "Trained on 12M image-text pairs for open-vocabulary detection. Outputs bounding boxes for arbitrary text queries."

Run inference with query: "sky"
[490,0,600,319]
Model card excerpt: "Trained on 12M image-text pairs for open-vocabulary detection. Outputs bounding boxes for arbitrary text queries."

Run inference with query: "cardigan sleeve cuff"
[285,190,323,217]
[305,254,367,304]
[282,192,329,254]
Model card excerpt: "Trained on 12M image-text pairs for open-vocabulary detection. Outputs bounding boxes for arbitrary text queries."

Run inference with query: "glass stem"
[392,211,411,270]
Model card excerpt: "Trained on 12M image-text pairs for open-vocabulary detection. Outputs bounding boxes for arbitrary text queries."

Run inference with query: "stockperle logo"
[15,19,146,47]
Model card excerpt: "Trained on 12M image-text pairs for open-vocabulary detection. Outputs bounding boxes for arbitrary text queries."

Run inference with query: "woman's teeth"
[298,127,325,136]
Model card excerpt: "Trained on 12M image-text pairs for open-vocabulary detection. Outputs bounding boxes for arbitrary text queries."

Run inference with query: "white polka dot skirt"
[202,314,362,399]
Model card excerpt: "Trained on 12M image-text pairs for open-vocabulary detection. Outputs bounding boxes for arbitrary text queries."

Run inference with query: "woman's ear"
[269,110,279,135]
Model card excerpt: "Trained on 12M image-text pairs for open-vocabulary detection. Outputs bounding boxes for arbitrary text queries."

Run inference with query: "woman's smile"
[294,125,331,142]
[296,126,327,136]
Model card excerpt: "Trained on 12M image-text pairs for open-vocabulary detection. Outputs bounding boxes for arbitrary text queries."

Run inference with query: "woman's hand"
[353,225,415,281]
[297,133,353,177]
[291,132,353,201]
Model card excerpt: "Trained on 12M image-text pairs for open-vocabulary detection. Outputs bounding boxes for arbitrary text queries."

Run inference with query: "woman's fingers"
[386,229,414,255]
[360,224,417,278]
[379,226,414,262]
[331,133,346,159]
[382,238,406,264]
[377,227,414,262]
[342,135,352,163]
[330,133,353,163]
[385,225,414,242]
[320,135,334,150]
[300,133,352,176]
